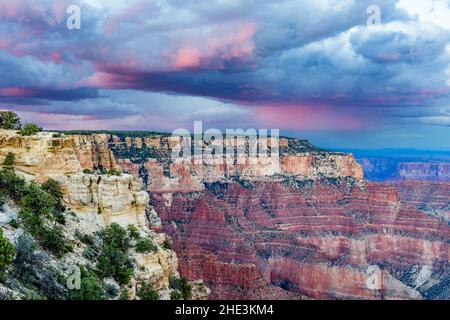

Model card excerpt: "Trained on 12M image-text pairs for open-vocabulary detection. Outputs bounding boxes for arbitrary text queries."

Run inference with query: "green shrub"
[3,152,15,171]
[40,226,71,258]
[83,168,92,174]
[162,239,172,250]
[53,211,66,225]
[21,183,55,218]
[0,230,15,272]
[96,244,134,285]
[0,169,26,201]
[69,268,105,300]
[0,111,21,130]
[19,123,42,136]
[41,178,65,212]
[97,223,130,252]
[52,133,62,138]
[127,224,140,240]
[75,230,94,246]
[170,289,184,300]
[106,168,122,176]
[119,289,130,300]
[135,237,158,254]
[169,276,192,300]
[137,282,159,300]
[19,208,70,258]
[96,223,134,285]
[19,207,45,238]
[8,219,19,229]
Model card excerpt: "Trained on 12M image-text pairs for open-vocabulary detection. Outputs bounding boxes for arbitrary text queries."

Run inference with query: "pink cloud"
[173,48,201,69]
[0,87,34,97]
[252,104,367,131]
[170,22,257,70]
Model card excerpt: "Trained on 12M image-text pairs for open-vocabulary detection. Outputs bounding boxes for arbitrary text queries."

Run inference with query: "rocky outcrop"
[0,131,116,182]
[0,130,81,182]
[0,130,203,300]
[72,134,117,171]
[59,174,150,228]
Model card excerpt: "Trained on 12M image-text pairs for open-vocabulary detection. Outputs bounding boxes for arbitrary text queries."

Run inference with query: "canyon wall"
[107,133,450,300]
[390,181,450,222]
[357,157,450,182]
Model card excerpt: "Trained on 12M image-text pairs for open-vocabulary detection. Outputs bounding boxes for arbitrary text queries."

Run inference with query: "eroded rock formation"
[108,133,449,300]
[0,130,208,299]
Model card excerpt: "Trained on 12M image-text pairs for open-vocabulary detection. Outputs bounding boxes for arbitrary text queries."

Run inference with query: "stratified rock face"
[0,130,81,182]
[72,134,117,171]
[109,134,363,193]
[59,174,150,228]
[393,163,450,181]
[0,131,116,182]
[358,158,450,182]
[390,181,450,222]
[150,179,449,300]
[105,133,449,300]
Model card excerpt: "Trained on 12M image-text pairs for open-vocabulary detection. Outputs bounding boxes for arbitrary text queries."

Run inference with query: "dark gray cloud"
[0,0,449,137]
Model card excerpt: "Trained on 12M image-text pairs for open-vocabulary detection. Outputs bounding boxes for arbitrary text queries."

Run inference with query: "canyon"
[1,129,448,300]
[105,132,449,300]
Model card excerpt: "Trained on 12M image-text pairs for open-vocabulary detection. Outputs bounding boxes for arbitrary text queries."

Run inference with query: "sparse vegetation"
[127,224,140,240]
[75,230,94,246]
[19,123,42,136]
[68,267,105,300]
[95,223,134,285]
[0,169,27,201]
[41,178,65,212]
[0,168,70,258]
[0,230,15,274]
[170,289,184,300]
[135,237,158,254]
[8,219,19,229]
[106,168,122,176]
[162,239,172,250]
[169,276,192,300]
[3,152,15,171]
[137,282,159,300]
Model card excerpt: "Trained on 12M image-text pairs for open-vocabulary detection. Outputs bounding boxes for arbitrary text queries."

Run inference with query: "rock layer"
[150,179,449,299]
[107,133,449,300]
[390,181,450,222]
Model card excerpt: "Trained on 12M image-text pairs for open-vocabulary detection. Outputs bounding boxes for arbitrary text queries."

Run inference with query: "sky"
[0,0,449,149]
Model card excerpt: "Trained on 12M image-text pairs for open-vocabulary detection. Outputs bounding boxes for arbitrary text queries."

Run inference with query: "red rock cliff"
[107,133,449,300]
